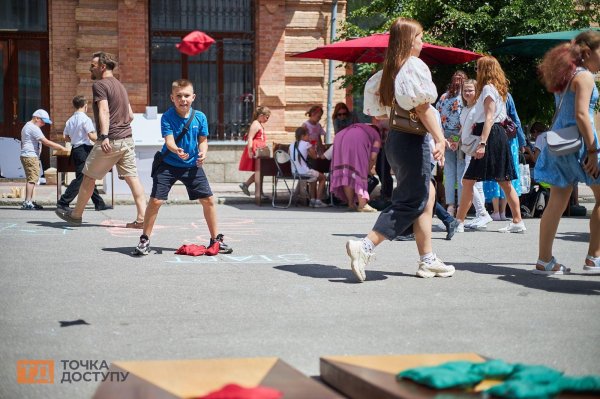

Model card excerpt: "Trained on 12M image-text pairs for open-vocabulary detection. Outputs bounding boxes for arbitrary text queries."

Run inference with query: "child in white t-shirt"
[289,126,327,208]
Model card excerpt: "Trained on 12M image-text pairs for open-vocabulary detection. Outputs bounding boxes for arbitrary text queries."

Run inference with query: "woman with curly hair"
[534,30,600,274]
[454,56,524,234]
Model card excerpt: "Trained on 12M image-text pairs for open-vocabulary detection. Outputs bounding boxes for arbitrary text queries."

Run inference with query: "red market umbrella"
[176,30,215,56]
[293,33,482,65]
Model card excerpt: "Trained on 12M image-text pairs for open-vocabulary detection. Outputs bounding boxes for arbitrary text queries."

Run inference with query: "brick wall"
[48,0,347,182]
[49,0,148,139]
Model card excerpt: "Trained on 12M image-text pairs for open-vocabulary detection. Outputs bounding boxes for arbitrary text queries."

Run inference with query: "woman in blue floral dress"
[534,30,600,274]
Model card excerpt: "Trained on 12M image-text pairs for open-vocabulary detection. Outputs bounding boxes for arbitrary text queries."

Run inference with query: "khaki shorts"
[83,137,138,180]
[20,156,40,183]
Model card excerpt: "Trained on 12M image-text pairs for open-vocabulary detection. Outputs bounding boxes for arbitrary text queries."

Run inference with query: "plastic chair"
[272,149,310,208]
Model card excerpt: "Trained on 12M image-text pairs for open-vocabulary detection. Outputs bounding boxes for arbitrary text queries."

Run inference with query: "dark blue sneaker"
[210,234,233,254]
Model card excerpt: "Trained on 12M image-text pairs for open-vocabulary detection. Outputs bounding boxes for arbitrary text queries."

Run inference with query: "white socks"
[420,252,436,264]
[361,238,374,254]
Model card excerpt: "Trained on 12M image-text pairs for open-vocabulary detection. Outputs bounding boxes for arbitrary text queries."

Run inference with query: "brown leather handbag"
[389,99,427,136]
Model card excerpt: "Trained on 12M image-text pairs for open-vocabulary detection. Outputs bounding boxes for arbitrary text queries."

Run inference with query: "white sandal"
[532,256,571,275]
[583,255,600,274]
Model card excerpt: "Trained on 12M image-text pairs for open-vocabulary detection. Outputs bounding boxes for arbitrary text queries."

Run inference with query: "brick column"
[256,0,286,142]
[118,0,149,113]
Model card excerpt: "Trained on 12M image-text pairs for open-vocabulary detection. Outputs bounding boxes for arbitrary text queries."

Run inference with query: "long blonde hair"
[475,56,508,102]
[379,18,423,107]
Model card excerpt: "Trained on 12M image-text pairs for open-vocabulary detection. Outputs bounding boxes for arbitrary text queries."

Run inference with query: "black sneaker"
[95,203,113,211]
[31,201,44,210]
[210,233,233,254]
[133,236,150,256]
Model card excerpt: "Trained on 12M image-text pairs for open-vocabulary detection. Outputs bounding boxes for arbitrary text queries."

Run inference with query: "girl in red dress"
[238,106,271,195]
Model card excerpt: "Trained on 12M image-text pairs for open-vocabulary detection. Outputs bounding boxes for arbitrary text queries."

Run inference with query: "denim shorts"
[151,162,213,201]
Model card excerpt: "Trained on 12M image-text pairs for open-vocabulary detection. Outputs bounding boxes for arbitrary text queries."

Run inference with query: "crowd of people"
[17,24,600,278]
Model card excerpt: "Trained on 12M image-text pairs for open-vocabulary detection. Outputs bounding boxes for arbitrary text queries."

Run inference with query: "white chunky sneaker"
[456,222,465,233]
[498,220,526,233]
[466,213,493,230]
[345,240,373,282]
[416,257,455,278]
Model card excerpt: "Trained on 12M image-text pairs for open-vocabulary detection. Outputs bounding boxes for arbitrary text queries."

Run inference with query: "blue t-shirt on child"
[160,107,209,168]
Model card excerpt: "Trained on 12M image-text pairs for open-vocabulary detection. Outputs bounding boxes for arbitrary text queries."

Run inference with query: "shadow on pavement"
[556,231,589,243]
[274,263,411,283]
[455,262,600,295]
[27,220,110,229]
[101,246,178,257]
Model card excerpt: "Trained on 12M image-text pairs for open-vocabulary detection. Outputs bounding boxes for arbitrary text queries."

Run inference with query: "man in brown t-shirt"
[55,52,146,227]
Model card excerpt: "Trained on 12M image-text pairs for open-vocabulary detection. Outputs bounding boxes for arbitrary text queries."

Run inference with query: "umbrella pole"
[326,0,338,144]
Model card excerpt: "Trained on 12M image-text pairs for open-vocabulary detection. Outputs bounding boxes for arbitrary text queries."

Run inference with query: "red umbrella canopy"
[176,31,216,56]
[293,33,481,65]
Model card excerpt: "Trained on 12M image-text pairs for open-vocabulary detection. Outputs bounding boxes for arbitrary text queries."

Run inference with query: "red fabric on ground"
[175,244,207,256]
[204,241,220,256]
[196,383,283,399]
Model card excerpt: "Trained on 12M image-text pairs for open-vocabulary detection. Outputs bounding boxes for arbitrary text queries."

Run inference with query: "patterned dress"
[534,67,600,187]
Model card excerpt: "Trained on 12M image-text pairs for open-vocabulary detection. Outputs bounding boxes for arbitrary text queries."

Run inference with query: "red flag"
[176,31,215,56]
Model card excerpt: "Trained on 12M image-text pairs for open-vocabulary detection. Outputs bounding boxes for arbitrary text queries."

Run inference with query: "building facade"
[0,0,348,182]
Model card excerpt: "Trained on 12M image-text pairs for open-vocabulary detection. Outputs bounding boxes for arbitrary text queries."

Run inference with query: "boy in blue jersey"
[134,79,232,255]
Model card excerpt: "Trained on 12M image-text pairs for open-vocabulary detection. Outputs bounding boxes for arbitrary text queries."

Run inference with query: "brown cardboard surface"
[93,357,343,399]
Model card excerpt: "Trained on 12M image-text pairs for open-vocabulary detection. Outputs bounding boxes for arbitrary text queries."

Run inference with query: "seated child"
[288,126,328,208]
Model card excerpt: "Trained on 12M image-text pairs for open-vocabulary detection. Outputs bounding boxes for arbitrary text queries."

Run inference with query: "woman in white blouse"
[346,17,455,281]
[454,56,524,234]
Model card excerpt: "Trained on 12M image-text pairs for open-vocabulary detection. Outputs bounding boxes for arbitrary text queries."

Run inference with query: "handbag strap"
[161,110,196,155]
[550,71,579,129]
[293,140,310,167]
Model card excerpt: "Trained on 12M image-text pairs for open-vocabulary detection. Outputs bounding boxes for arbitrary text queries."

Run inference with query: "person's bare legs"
[24,182,35,202]
[343,186,356,209]
[499,198,508,218]
[538,185,571,268]
[498,181,522,223]
[244,173,256,188]
[413,181,436,256]
[587,185,600,258]
[124,175,147,223]
[491,198,500,216]
[141,197,163,238]
[456,178,475,223]
[200,196,218,238]
[308,182,317,201]
[71,175,96,218]
[317,174,326,200]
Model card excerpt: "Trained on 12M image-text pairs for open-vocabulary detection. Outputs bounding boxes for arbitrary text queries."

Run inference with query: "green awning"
[492,28,600,57]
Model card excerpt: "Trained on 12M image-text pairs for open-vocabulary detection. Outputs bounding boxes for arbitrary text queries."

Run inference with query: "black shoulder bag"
[151,110,196,177]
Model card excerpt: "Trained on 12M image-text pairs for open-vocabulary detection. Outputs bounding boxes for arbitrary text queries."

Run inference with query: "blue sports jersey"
[160,107,209,168]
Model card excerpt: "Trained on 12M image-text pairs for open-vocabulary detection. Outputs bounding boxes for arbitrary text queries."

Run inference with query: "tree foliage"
[340,0,599,124]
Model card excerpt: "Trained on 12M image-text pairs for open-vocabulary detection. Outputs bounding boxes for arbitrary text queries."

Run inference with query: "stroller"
[520,181,549,218]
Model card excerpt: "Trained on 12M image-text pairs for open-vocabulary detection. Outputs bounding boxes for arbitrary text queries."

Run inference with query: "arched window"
[150,0,255,140]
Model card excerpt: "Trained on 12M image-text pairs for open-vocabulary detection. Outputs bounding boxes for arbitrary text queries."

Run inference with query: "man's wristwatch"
[98,134,109,141]
[479,141,487,147]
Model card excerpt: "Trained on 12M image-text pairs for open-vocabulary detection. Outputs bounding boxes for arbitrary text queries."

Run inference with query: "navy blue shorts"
[151,163,213,201]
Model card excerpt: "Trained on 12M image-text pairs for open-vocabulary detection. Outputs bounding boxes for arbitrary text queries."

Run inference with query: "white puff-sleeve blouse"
[363,70,388,117]
[394,56,438,110]
[363,57,438,116]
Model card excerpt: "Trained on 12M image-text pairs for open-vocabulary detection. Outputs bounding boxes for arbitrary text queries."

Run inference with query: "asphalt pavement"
[0,196,599,398]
